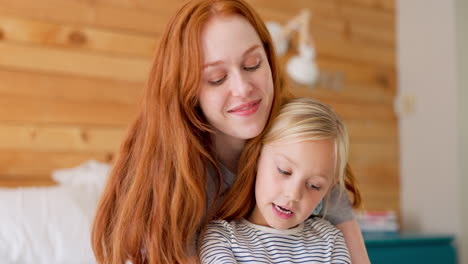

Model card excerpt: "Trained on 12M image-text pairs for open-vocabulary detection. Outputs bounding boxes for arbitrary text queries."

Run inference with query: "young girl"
[200,98,352,263]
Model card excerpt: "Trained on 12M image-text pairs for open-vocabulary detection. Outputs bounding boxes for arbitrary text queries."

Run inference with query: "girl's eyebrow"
[276,153,331,180]
[203,44,261,68]
[276,153,297,167]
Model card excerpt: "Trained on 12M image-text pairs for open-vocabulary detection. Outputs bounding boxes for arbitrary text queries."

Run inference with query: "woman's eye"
[208,76,226,86]
[243,60,261,71]
[277,167,292,176]
[307,183,321,191]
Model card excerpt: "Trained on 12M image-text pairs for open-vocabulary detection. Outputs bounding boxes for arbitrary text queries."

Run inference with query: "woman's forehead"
[201,15,263,63]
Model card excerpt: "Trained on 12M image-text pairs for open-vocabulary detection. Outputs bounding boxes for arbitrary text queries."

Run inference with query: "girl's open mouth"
[272,203,294,219]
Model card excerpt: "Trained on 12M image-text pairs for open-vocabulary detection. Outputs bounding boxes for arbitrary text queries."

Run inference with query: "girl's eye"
[277,167,292,176]
[243,60,262,71]
[307,183,321,191]
[208,76,226,86]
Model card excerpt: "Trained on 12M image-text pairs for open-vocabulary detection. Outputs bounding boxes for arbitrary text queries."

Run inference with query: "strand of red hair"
[92,0,286,263]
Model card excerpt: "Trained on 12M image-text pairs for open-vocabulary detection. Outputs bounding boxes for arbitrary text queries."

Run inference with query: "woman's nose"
[231,71,253,97]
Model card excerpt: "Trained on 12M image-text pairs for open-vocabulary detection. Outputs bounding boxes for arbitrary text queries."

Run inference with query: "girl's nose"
[284,181,303,202]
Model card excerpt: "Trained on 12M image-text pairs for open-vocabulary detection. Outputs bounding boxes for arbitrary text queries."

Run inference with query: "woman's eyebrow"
[203,60,224,69]
[242,44,261,57]
[204,44,261,68]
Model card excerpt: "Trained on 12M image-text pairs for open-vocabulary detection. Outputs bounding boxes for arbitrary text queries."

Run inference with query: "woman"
[92,0,368,263]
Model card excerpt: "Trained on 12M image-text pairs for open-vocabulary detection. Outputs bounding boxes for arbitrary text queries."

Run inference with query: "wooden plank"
[315,99,396,121]
[292,88,397,122]
[0,0,170,34]
[349,20,395,47]
[359,188,400,211]
[337,0,395,12]
[0,95,136,126]
[0,150,111,178]
[313,32,395,68]
[94,0,185,14]
[0,124,124,152]
[377,0,395,11]
[317,56,397,95]
[0,42,151,82]
[346,120,397,140]
[0,69,143,105]
[337,3,395,29]
[287,53,397,104]
[285,57,397,103]
[0,180,56,188]
[352,164,399,186]
[252,0,341,19]
[349,140,399,164]
[291,83,394,105]
[0,14,157,56]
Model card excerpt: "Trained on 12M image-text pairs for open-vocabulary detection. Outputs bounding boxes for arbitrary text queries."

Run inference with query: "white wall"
[398,0,466,263]
[456,0,468,262]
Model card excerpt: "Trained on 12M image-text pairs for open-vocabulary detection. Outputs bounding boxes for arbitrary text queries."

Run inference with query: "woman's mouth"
[227,99,261,116]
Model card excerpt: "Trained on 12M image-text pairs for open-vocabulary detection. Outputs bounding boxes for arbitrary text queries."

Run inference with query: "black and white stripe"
[200,218,351,264]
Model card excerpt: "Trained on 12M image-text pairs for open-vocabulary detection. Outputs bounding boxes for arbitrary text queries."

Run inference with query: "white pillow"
[0,184,101,264]
[52,160,110,192]
[0,161,110,264]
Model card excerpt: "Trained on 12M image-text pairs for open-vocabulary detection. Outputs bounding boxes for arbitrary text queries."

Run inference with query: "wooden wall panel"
[0,124,124,152]
[0,96,136,125]
[0,151,112,180]
[0,69,141,104]
[0,42,150,81]
[0,0,398,214]
[0,15,157,56]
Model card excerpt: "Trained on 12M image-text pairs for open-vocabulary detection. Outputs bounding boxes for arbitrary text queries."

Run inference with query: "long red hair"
[91,0,285,263]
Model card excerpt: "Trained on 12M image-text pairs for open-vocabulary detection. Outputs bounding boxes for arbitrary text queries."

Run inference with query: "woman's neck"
[212,132,246,173]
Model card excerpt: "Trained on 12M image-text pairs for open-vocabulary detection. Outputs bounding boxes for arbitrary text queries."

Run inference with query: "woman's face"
[199,15,274,143]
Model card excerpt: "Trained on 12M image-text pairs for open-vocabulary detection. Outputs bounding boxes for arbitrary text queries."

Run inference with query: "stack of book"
[356,210,399,234]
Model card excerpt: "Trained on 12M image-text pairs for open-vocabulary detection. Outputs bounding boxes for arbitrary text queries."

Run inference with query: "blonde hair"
[263,97,349,190]
[217,97,357,221]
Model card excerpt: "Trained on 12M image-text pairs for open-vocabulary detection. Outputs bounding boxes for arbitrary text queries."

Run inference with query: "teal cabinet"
[364,233,457,264]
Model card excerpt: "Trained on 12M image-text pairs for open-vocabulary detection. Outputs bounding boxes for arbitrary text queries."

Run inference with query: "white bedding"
[0,161,110,264]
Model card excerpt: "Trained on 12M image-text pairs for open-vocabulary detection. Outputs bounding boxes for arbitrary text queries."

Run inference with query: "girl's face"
[248,139,336,230]
[199,15,274,144]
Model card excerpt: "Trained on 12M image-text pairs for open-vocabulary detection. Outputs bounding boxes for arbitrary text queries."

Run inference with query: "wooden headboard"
[0,0,398,213]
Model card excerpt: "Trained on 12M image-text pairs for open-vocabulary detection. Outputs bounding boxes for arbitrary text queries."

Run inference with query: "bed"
[0,161,110,264]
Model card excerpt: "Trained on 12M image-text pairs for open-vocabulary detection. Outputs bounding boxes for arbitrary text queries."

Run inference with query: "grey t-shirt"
[206,163,354,226]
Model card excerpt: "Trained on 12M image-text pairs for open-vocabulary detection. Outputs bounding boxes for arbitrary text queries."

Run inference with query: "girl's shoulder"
[304,217,344,240]
[206,219,233,233]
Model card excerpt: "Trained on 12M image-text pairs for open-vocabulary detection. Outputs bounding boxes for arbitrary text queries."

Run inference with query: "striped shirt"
[200,218,350,264]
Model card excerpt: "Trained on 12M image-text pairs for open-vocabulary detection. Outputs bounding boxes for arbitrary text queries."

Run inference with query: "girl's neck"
[212,132,246,173]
